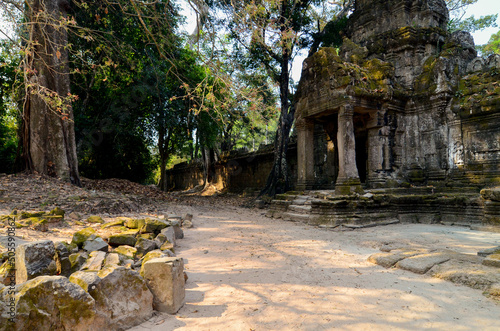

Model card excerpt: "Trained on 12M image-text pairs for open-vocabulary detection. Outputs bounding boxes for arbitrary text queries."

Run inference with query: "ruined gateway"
[270,0,500,227]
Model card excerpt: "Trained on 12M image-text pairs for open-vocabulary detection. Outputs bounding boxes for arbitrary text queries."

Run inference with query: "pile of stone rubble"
[0,209,192,330]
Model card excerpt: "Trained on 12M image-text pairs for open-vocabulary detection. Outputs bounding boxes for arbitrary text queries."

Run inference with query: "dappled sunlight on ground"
[131,205,500,331]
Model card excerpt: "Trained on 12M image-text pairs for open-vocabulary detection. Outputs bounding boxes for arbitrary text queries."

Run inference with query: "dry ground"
[132,204,500,331]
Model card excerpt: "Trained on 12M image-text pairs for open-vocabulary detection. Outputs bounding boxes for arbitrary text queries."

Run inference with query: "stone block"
[86,215,104,224]
[72,227,97,248]
[15,240,57,284]
[81,251,107,271]
[54,241,72,277]
[141,218,169,234]
[7,276,95,331]
[143,257,185,314]
[104,253,121,268]
[83,236,109,253]
[135,238,157,258]
[171,221,184,239]
[368,249,428,268]
[477,246,500,257]
[161,226,176,247]
[395,251,453,274]
[114,245,137,259]
[70,266,153,330]
[139,250,167,275]
[108,230,138,247]
[125,218,145,230]
[483,254,500,268]
[69,252,89,273]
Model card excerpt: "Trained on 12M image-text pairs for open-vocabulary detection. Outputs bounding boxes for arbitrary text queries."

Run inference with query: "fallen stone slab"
[395,251,454,274]
[482,254,500,268]
[428,260,500,290]
[108,230,138,247]
[104,253,121,268]
[2,276,95,331]
[83,236,109,253]
[368,249,429,268]
[87,215,104,224]
[16,240,57,284]
[143,257,185,314]
[477,246,500,257]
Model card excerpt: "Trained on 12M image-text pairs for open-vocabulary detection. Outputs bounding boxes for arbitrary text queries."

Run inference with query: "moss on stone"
[86,215,104,224]
[72,227,97,248]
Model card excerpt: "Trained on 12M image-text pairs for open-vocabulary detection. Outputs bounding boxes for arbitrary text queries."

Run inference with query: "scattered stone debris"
[368,245,500,300]
[0,205,193,330]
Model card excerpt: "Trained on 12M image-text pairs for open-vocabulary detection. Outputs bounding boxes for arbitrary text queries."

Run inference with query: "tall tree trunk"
[260,2,295,197]
[158,126,171,191]
[23,0,80,185]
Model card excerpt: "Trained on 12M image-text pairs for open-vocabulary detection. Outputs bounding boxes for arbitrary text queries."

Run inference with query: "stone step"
[282,212,311,223]
[288,205,312,213]
[291,198,308,205]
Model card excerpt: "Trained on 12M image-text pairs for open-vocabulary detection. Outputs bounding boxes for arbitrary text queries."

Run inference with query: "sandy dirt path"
[131,205,500,330]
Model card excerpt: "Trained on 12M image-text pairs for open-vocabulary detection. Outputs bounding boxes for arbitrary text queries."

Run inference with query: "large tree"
[22,0,80,185]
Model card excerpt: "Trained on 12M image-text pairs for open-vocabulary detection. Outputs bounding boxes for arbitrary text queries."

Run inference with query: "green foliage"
[445,0,498,33]
[316,16,349,48]
[448,14,498,33]
[0,41,20,173]
[482,30,500,55]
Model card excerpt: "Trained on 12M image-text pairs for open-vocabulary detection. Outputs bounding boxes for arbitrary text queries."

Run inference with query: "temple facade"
[295,0,500,193]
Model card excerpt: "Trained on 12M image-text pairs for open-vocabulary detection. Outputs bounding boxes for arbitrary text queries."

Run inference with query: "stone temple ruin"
[268,0,500,227]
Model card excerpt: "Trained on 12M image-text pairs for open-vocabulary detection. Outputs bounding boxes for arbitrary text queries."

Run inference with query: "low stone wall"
[167,144,298,192]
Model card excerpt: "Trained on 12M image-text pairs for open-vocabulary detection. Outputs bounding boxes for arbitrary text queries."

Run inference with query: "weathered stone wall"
[166,144,298,192]
[294,0,500,191]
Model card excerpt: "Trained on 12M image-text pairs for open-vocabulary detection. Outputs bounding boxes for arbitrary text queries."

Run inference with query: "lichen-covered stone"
[81,251,107,271]
[143,257,185,314]
[10,276,96,331]
[49,206,65,217]
[87,215,104,224]
[141,218,169,234]
[72,227,97,248]
[108,230,138,247]
[69,252,89,273]
[16,240,57,284]
[134,238,157,258]
[101,218,126,228]
[124,218,146,229]
[70,266,153,330]
[114,245,138,259]
[160,242,175,253]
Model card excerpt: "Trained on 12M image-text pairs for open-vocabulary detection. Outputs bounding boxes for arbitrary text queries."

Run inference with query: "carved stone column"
[335,104,363,194]
[296,118,315,190]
